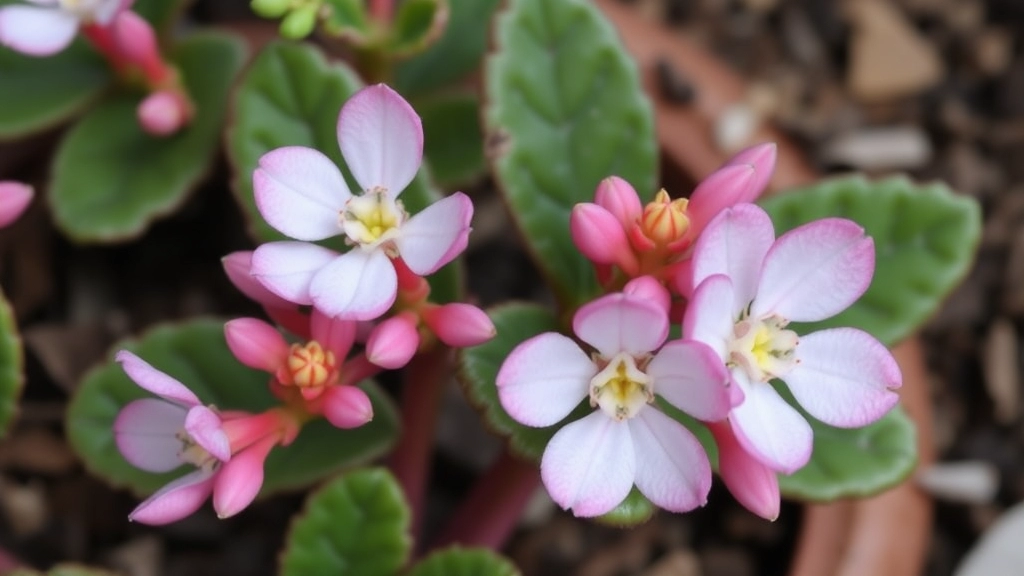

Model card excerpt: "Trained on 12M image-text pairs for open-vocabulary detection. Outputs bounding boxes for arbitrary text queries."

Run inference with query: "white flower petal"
[254,146,349,241]
[114,399,187,473]
[572,293,667,358]
[730,373,813,474]
[337,84,422,195]
[0,5,78,56]
[630,408,712,512]
[691,204,775,312]
[683,274,736,361]
[497,333,595,427]
[395,192,472,275]
[250,241,338,306]
[115,350,199,406]
[309,249,397,321]
[647,340,733,422]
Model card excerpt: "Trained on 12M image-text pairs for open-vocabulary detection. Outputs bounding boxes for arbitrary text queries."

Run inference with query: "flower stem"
[431,449,540,550]
[369,0,394,23]
[387,345,451,540]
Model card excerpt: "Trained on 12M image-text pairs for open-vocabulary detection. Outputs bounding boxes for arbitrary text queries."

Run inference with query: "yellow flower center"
[639,189,690,246]
[589,353,654,421]
[341,190,406,248]
[176,430,220,471]
[728,315,799,383]
[284,341,339,391]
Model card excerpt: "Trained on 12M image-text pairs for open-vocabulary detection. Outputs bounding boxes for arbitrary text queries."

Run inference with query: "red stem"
[81,23,130,74]
[432,449,541,550]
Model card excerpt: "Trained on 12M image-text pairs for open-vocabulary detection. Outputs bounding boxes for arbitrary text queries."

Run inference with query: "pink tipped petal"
[310,308,357,359]
[184,406,230,463]
[541,412,635,517]
[365,314,420,369]
[213,435,275,519]
[254,146,349,241]
[683,275,736,361]
[629,408,712,512]
[647,340,734,422]
[783,328,902,428]
[222,251,293,309]
[753,218,875,322]
[496,333,595,427]
[337,84,423,194]
[396,192,473,275]
[623,276,671,316]
[250,241,338,306]
[573,293,668,358]
[421,303,496,347]
[691,204,775,312]
[725,142,777,200]
[116,350,200,406]
[709,420,780,521]
[0,181,33,228]
[729,374,813,474]
[114,399,188,473]
[309,249,397,321]
[686,164,757,237]
[0,5,78,56]
[224,318,289,373]
[129,469,215,525]
[570,204,637,273]
[594,176,642,226]
[322,385,374,429]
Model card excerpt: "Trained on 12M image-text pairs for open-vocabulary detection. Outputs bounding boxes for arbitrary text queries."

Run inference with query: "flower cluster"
[499,147,903,519]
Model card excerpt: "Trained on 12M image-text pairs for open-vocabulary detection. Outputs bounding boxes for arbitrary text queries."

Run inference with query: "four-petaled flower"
[0,0,129,56]
[250,83,473,321]
[685,203,902,473]
[497,279,736,517]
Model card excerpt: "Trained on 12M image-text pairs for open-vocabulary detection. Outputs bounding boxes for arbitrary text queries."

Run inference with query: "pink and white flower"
[685,203,902,474]
[250,84,473,321]
[0,0,130,56]
[497,280,735,517]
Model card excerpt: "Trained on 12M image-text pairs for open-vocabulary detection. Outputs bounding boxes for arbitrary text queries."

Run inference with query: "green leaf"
[421,93,485,189]
[322,0,372,41]
[66,319,400,497]
[408,547,520,576]
[395,0,501,96]
[280,468,411,576]
[760,175,982,346]
[49,33,246,243]
[595,488,654,527]
[133,0,192,34]
[227,41,461,303]
[0,290,21,440]
[779,404,918,500]
[391,0,446,56]
[483,0,657,309]
[0,39,110,140]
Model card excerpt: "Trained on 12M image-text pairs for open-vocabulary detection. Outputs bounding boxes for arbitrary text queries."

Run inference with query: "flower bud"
[638,190,690,248]
[365,314,419,369]
[322,385,374,429]
[224,318,290,373]
[0,181,32,229]
[279,4,318,39]
[112,10,167,82]
[623,276,670,316]
[686,164,755,239]
[137,91,188,137]
[593,176,641,226]
[421,303,495,348]
[709,420,780,521]
[213,435,276,519]
[570,203,638,274]
[725,142,777,200]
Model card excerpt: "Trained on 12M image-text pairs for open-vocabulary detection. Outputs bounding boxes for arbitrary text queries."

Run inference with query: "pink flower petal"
[683,274,737,362]
[322,385,374,429]
[224,318,289,373]
[254,146,348,241]
[686,164,756,239]
[540,411,635,517]
[783,328,901,427]
[337,84,423,195]
[116,350,200,406]
[250,241,338,306]
[0,5,78,56]
[213,435,275,519]
[729,373,813,474]
[752,218,875,322]
[647,340,734,422]
[309,249,397,320]
[184,406,230,463]
[365,314,419,369]
[222,251,292,309]
[629,408,712,512]
[725,142,777,200]
[114,398,187,473]
[691,204,775,313]
[0,181,33,228]
[570,203,637,273]
[623,276,671,316]
[573,293,668,358]
[395,192,473,275]
[129,468,215,525]
[421,303,495,347]
[497,332,595,427]
[593,176,642,227]
[310,308,357,359]
[709,420,780,520]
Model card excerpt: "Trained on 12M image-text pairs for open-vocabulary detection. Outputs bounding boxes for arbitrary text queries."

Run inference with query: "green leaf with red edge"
[0,289,23,440]
[49,32,246,242]
[390,0,446,57]
[66,319,399,498]
[408,547,521,576]
[280,467,411,576]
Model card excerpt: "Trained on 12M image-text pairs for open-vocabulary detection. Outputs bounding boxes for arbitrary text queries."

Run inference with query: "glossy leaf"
[409,548,520,576]
[761,175,982,346]
[391,0,445,56]
[421,93,485,189]
[483,0,657,308]
[0,38,109,140]
[49,33,246,242]
[66,320,400,497]
[395,0,501,96]
[322,0,371,41]
[0,289,22,439]
[227,41,461,302]
[280,468,410,576]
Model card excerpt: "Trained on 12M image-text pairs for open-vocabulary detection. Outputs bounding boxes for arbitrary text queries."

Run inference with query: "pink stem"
[432,449,540,550]
[369,0,394,23]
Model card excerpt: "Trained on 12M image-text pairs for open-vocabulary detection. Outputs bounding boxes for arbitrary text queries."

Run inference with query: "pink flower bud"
[421,303,496,347]
[111,10,167,82]
[570,203,638,275]
[137,91,188,137]
[365,314,419,369]
[686,164,755,240]
[213,435,276,519]
[322,385,373,429]
[0,181,32,228]
[224,318,290,373]
[222,251,309,338]
[623,276,670,315]
[310,308,357,360]
[594,176,642,226]
[709,420,780,521]
[725,142,777,199]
